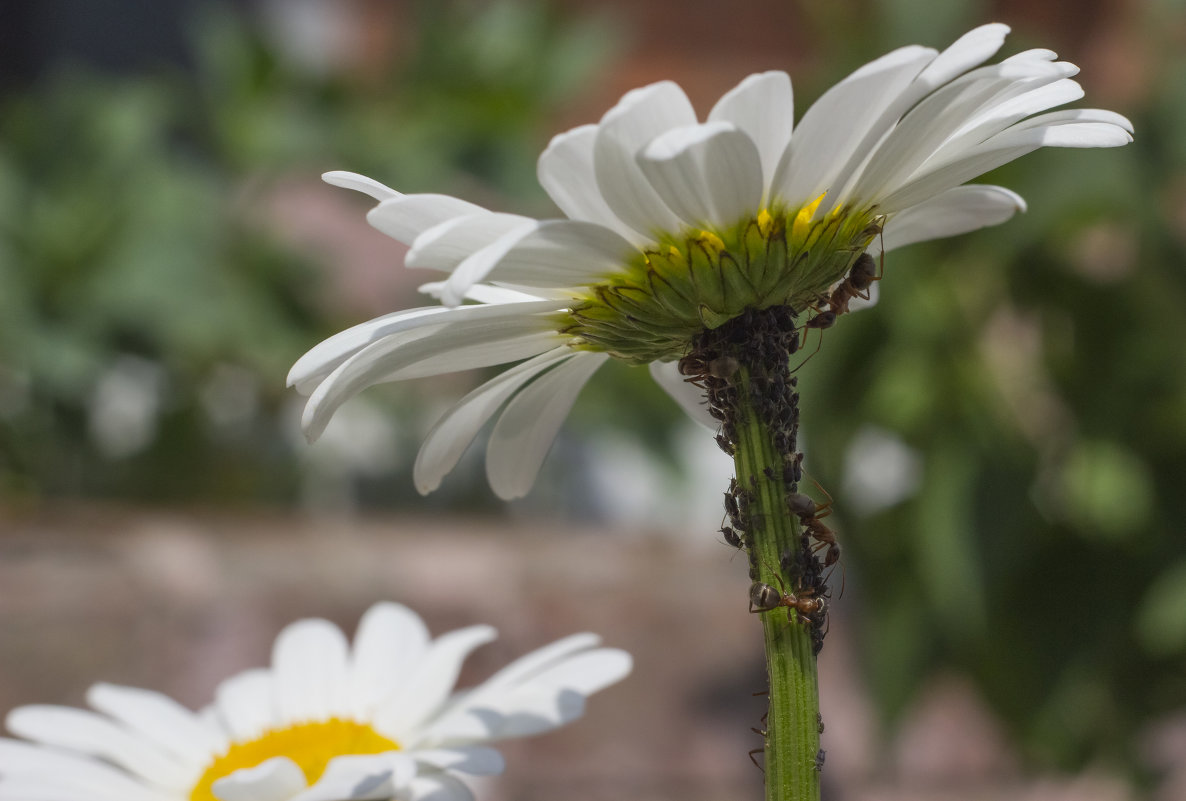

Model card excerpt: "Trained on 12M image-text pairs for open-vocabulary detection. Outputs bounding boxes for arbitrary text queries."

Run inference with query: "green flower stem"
[732,364,821,801]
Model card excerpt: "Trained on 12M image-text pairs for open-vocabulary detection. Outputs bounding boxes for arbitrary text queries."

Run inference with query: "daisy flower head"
[290,23,1133,499]
[0,602,631,801]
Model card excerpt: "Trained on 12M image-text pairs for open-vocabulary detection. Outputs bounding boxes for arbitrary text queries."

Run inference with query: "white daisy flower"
[0,602,631,801]
[289,23,1132,499]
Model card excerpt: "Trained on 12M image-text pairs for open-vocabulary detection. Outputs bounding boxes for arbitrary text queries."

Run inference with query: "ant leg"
[809,478,835,517]
[789,328,824,373]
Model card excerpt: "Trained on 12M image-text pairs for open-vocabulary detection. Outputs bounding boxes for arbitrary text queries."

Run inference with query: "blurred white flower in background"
[842,426,924,516]
[1,602,631,801]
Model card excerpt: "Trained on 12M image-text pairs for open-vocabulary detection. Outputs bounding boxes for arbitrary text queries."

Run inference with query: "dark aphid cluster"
[680,305,834,653]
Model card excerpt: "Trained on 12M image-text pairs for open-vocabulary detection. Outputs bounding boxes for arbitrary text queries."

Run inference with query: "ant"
[677,353,740,388]
[790,223,886,370]
[748,579,827,621]
[824,251,880,316]
[786,484,842,570]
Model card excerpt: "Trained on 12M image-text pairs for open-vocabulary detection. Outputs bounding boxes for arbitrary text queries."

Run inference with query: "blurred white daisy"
[0,602,631,801]
[290,23,1132,499]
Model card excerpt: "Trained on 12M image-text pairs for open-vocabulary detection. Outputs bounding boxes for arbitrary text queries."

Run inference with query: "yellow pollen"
[791,193,827,241]
[189,719,399,801]
[696,230,726,252]
[756,209,774,236]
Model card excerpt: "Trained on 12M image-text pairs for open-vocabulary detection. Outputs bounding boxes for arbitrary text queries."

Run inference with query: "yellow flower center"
[561,198,880,364]
[189,719,400,801]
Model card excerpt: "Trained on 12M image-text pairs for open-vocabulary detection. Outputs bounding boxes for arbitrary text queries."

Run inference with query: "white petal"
[441,220,634,305]
[537,124,644,243]
[299,300,568,441]
[431,649,629,744]
[288,306,451,394]
[471,633,602,693]
[850,63,1075,203]
[708,71,794,200]
[366,195,489,247]
[323,171,401,202]
[486,352,609,500]
[771,45,937,206]
[1025,119,1135,147]
[421,643,629,745]
[878,184,1026,253]
[878,119,1131,212]
[637,121,763,226]
[5,706,192,790]
[86,684,227,766]
[350,602,430,716]
[1004,48,1058,64]
[838,60,1078,206]
[411,747,505,776]
[928,75,1086,165]
[406,773,475,801]
[214,669,275,744]
[405,213,535,274]
[290,753,414,801]
[212,757,307,801]
[460,688,586,741]
[521,648,633,695]
[374,626,498,742]
[0,781,135,801]
[648,360,715,429]
[0,740,171,801]
[272,618,351,725]
[1007,106,1135,135]
[915,23,1011,91]
[413,348,575,495]
[418,282,543,305]
[593,81,696,238]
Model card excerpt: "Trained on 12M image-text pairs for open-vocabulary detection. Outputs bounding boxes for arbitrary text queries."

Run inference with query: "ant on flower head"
[793,222,886,370]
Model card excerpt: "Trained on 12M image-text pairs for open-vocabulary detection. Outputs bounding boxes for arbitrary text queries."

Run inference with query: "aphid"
[817,712,825,734]
[715,433,735,456]
[721,526,743,549]
[813,748,826,773]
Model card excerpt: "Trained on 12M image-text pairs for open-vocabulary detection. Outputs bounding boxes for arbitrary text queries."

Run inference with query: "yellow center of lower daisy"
[189,719,400,801]
[560,198,882,363]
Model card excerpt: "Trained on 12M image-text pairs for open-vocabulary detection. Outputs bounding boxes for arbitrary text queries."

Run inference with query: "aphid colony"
[678,303,838,656]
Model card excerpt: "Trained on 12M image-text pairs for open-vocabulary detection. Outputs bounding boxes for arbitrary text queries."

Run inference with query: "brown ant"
[677,353,740,388]
[790,225,886,370]
[786,484,842,570]
[749,579,827,621]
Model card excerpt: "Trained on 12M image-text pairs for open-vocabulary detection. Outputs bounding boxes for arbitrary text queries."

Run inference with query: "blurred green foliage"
[0,1,613,503]
[778,0,1186,783]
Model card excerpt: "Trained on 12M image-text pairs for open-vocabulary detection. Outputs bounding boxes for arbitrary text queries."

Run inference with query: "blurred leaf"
[1137,562,1186,656]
